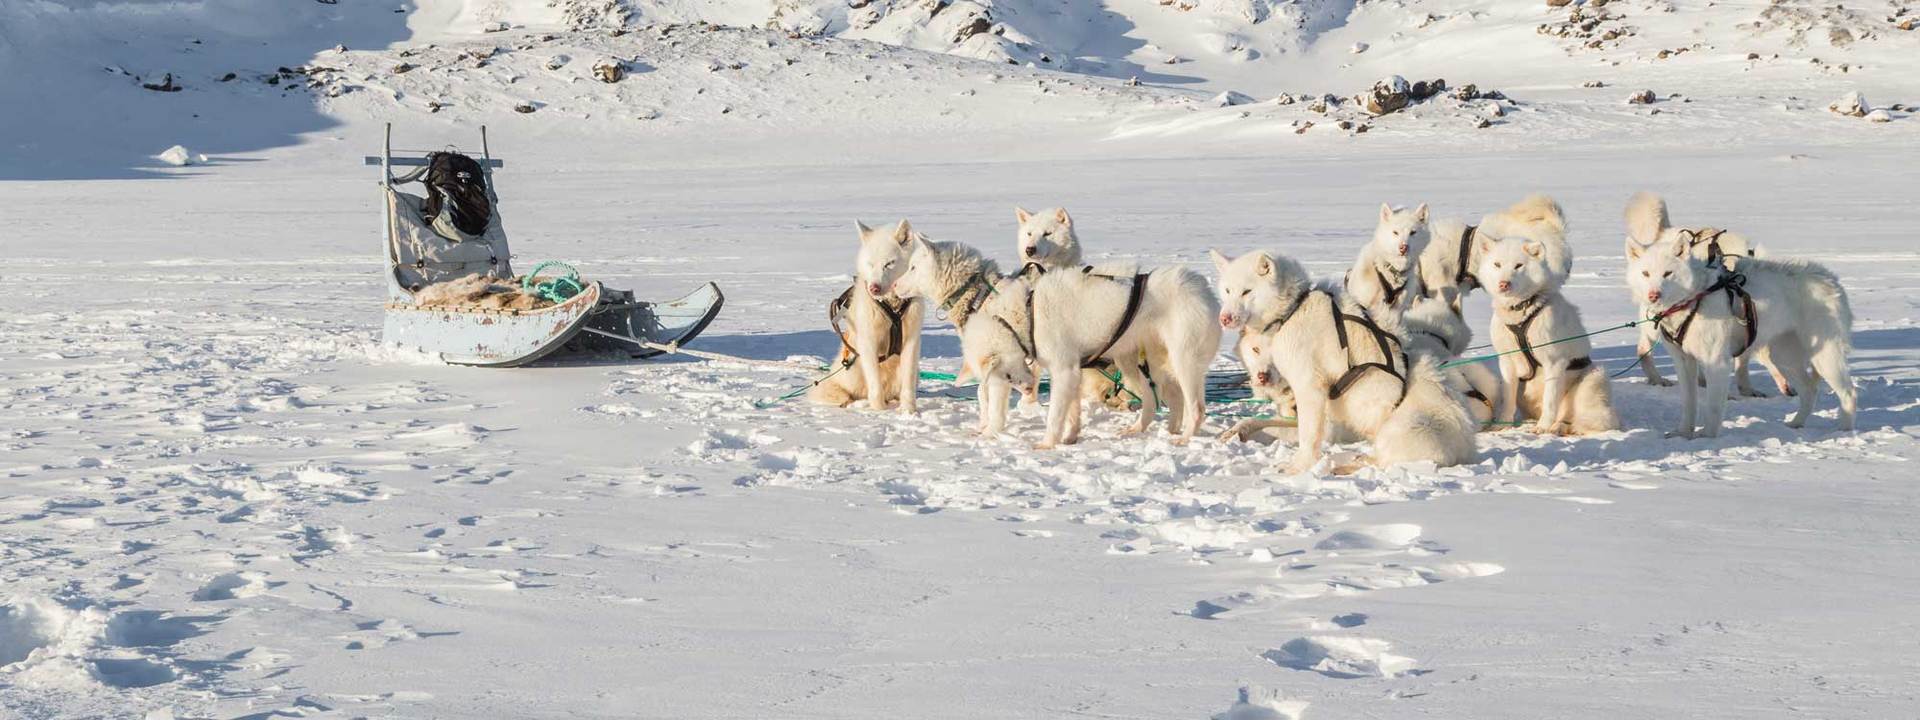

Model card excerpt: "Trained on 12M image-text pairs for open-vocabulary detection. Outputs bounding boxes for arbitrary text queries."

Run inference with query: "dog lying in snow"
[1214,249,1478,472]
[1215,329,1303,444]
[1402,296,1501,425]
[807,220,926,413]
[1416,194,1570,315]
[1345,203,1430,315]
[1625,235,1856,437]
[1623,191,1787,397]
[974,262,1222,448]
[1478,235,1622,435]
[889,237,1046,432]
[1014,205,1128,409]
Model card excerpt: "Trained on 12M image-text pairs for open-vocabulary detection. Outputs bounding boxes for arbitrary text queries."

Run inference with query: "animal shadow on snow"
[1478,327,1917,469]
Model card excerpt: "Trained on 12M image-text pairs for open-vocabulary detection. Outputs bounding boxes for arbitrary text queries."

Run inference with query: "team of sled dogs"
[810,193,1857,472]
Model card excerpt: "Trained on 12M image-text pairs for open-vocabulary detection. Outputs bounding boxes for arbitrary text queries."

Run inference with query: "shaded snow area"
[3,1,1919,718]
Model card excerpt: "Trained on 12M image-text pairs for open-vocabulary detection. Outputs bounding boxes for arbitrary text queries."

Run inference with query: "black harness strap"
[1416,329,1457,356]
[1504,295,1594,407]
[1266,288,1409,406]
[1454,225,1480,289]
[828,285,913,368]
[938,270,995,328]
[1657,270,1757,358]
[1080,270,1151,369]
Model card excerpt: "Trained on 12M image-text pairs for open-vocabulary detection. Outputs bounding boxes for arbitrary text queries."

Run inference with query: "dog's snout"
[1255,371,1272,386]
[1397,243,1409,256]
[1023,246,1038,258]
[868,283,886,296]
[1497,280,1512,293]
[1646,290,1662,303]
[1218,312,1236,328]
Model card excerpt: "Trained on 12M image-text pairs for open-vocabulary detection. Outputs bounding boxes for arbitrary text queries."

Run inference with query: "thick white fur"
[893,237,1049,433]
[1014,207,1084,269]
[1346,203,1430,315]
[1416,194,1570,313]
[1403,296,1501,425]
[1023,265,1222,448]
[807,220,926,413]
[954,277,1042,436]
[1214,250,1476,471]
[1623,191,1783,395]
[1625,239,1856,436]
[1478,236,1621,435]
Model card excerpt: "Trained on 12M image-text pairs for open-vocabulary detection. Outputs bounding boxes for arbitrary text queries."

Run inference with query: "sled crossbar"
[364,156,504,168]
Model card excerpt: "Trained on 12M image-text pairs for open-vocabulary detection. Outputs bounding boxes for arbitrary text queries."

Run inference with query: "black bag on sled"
[420,151,492,240]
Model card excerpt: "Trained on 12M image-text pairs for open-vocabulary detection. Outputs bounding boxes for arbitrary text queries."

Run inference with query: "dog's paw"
[1738,388,1770,399]
[1785,417,1806,429]
[1664,428,1696,439]
[898,403,918,415]
[1648,377,1676,387]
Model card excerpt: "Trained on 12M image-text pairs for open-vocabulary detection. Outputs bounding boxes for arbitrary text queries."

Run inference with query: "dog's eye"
[1641,270,1650,277]
[1240,289,1251,297]
[1663,271,1672,278]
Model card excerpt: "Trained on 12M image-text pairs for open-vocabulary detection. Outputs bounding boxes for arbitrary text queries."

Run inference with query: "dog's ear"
[1014,206,1032,225]
[1208,248,1232,273]
[892,220,914,246]
[1523,240,1544,259]
[855,220,873,240]
[1672,238,1690,258]
[1413,203,1429,224]
[1254,253,1274,277]
[914,236,936,257]
[1479,236,1496,256]
[1054,207,1072,226]
[1624,238,1643,261]
[1379,203,1393,223]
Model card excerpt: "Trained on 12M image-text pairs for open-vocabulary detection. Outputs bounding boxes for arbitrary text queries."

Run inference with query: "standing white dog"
[1623,191,1785,396]
[1214,249,1478,472]
[807,220,926,413]
[1477,235,1621,435]
[1625,237,1856,437]
[1004,265,1221,448]
[952,277,1043,436]
[1346,203,1430,315]
[891,237,1048,433]
[1416,194,1570,314]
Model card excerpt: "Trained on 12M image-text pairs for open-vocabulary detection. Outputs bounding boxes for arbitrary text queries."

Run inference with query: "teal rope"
[521,261,584,303]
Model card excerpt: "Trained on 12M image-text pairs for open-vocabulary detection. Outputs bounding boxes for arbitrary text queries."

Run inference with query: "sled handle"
[364,156,504,168]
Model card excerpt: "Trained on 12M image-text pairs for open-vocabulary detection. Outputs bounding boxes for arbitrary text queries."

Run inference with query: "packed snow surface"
[2,0,1918,718]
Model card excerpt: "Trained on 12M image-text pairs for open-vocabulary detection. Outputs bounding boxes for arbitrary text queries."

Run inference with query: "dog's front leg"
[1671,351,1698,439]
[974,378,994,435]
[1497,357,1523,427]
[1700,357,1734,438]
[1038,365,1081,450]
[1534,364,1565,435]
[1115,361,1154,436]
[895,334,921,415]
[1638,327,1674,386]
[1287,385,1328,474]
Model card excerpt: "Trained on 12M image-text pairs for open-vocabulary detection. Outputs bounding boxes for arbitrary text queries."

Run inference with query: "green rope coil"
[521,261,585,304]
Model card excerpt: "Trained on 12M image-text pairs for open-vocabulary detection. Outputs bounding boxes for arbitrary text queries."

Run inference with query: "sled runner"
[369,125,723,367]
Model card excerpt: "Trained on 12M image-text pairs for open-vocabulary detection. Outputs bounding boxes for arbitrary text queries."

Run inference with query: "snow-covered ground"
[3,1,1918,718]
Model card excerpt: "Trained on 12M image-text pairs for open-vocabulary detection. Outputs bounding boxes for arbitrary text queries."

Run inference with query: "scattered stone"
[1125,76,1139,87]
[1293,120,1313,134]
[141,73,182,92]
[514,102,537,114]
[1583,80,1607,88]
[1827,91,1868,117]
[1865,109,1893,123]
[1747,52,1761,60]
[1335,119,1354,130]
[393,62,416,74]
[1354,123,1371,134]
[1272,93,1296,105]
[1350,42,1370,54]
[1828,28,1854,46]
[155,145,205,166]
[1547,0,1572,6]
[1363,75,1411,115]
[546,54,570,71]
[483,21,510,33]
[427,101,444,113]
[1900,18,1917,31]
[331,44,347,53]
[592,59,624,83]
[1627,89,1657,104]
[219,72,236,82]
[1476,118,1493,129]
[1211,90,1256,107]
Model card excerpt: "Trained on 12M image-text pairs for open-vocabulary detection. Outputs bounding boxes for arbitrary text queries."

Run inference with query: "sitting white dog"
[1346,203,1430,315]
[1214,249,1478,472]
[1625,235,1856,437]
[808,220,926,413]
[1477,235,1621,435]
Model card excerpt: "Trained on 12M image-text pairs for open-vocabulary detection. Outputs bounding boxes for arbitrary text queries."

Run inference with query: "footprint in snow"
[1262,636,1418,679]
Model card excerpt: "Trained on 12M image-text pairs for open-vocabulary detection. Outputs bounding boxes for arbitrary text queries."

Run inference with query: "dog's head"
[1210,248,1307,330]
[1015,207,1080,267]
[1477,235,1556,301]
[1370,202,1431,272]
[1236,331,1276,388]
[956,319,1038,398]
[892,236,944,301]
[1624,236,1705,308]
[854,220,916,297]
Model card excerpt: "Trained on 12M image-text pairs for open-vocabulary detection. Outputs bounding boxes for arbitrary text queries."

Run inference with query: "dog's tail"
[1768,258,1853,353]
[1624,191,1669,245]
[1493,194,1566,237]
[1374,357,1479,468]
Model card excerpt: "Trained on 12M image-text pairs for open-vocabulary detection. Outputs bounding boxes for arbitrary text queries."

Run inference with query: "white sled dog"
[890,237,1046,433]
[952,277,1043,436]
[1014,206,1085,270]
[1214,249,1478,472]
[989,264,1220,449]
[1623,191,1786,396]
[1216,329,1301,443]
[1625,237,1856,437]
[807,220,926,413]
[1403,296,1501,424]
[1346,203,1430,315]
[1477,235,1621,435]
[1416,194,1570,314]
[1015,205,1131,408]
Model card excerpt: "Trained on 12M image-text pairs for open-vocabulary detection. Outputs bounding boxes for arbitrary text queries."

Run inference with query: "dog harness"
[1415,329,1457,356]
[1655,269,1757,358]
[829,286,914,368]
[1502,294,1595,406]
[1349,264,1409,308]
[937,269,997,329]
[1454,225,1480,290]
[1265,288,1411,405]
[1679,228,1747,266]
[1079,268,1152,369]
